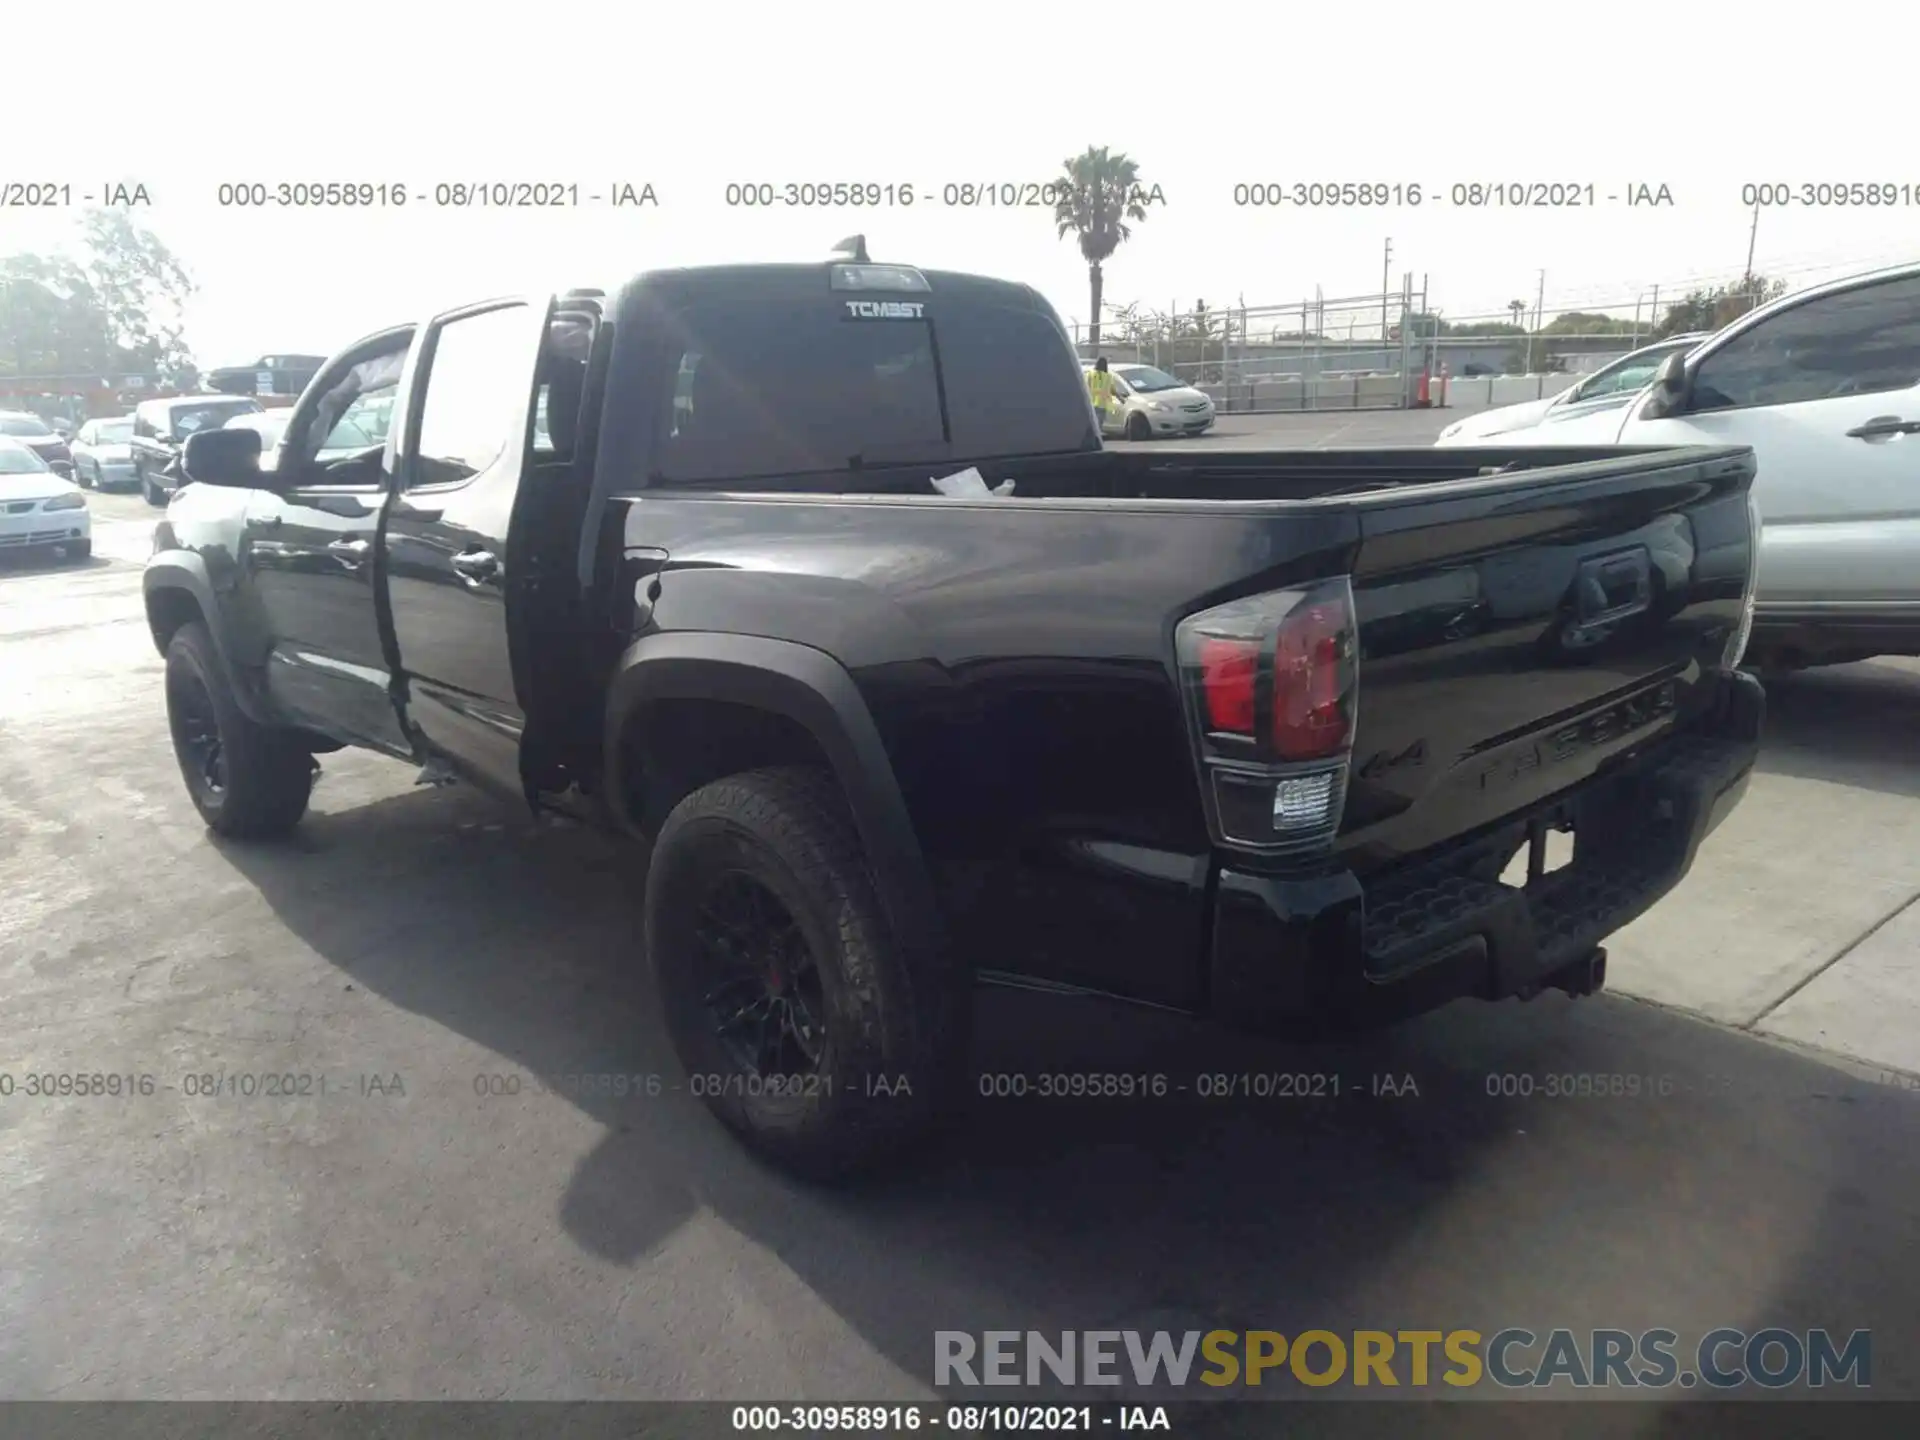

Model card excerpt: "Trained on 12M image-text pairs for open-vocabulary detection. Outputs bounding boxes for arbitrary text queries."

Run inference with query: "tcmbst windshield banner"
[843,300,925,319]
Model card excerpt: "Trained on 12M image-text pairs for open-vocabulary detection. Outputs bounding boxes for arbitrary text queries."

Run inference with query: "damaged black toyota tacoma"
[143,242,1765,1176]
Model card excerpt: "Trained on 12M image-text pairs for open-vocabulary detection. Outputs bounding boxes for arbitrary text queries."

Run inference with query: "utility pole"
[1744,199,1760,291]
[1381,238,1393,355]
[1525,270,1545,375]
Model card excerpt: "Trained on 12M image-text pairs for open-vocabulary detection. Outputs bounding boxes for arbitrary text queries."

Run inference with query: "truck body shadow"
[207,772,1920,1409]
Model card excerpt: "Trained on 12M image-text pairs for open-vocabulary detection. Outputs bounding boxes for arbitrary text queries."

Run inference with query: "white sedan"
[0,437,91,562]
[1085,363,1217,439]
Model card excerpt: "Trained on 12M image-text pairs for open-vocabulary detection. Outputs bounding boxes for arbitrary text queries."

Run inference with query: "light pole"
[1742,199,1762,314]
[1381,238,1393,357]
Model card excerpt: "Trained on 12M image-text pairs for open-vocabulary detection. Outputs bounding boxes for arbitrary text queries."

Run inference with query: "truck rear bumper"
[1208,670,1764,1033]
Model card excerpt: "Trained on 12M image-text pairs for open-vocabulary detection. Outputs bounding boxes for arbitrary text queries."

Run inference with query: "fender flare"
[604,631,943,968]
[143,555,276,726]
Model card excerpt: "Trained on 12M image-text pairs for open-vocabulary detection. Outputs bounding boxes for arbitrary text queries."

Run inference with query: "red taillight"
[1197,637,1259,735]
[1175,578,1359,853]
[1272,602,1353,760]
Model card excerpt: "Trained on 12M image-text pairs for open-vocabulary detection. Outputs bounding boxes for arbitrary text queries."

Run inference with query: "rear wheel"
[646,766,966,1179]
[164,621,314,838]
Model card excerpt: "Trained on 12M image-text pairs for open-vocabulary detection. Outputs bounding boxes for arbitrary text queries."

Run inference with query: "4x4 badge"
[1358,739,1428,780]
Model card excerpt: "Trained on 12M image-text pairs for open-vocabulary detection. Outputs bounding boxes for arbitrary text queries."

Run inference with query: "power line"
[1436,246,1918,324]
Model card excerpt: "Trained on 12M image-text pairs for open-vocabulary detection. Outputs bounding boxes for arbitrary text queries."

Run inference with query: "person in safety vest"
[1087,356,1117,432]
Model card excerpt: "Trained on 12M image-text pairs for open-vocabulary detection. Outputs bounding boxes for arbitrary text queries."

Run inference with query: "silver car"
[70,416,140,491]
[1435,333,1712,445]
[1086,363,1217,440]
[1434,262,1920,672]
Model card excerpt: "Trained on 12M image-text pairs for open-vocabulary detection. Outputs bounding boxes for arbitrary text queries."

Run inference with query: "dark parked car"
[204,354,328,401]
[0,410,75,478]
[146,253,1764,1177]
[130,394,264,505]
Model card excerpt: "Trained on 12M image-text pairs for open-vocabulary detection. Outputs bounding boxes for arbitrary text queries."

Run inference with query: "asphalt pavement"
[3,435,1918,1408]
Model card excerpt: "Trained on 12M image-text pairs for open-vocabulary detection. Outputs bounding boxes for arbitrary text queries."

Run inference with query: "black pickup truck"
[146,249,1764,1176]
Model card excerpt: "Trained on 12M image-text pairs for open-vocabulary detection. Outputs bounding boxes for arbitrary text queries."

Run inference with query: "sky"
[5,0,1916,368]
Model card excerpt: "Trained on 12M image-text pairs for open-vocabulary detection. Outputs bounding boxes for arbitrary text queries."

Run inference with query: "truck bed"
[646,442,1709,503]
[607,440,1755,1006]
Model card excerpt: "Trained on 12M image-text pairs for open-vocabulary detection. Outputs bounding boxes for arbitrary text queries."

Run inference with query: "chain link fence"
[1067,258,1872,415]
[1070,285,1421,412]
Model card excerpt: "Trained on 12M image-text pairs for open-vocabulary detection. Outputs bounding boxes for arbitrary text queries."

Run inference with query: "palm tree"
[1508,299,1526,329]
[1052,147,1151,349]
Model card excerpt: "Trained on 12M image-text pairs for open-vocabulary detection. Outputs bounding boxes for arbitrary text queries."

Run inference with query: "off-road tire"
[164,621,313,838]
[646,766,967,1180]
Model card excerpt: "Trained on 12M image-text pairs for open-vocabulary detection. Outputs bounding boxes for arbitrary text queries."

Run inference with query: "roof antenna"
[829,234,870,263]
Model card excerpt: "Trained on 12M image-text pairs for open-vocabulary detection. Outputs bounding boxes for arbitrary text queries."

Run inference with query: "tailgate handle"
[1575,550,1652,626]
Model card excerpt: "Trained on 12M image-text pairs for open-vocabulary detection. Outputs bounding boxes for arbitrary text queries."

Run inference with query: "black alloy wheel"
[168,663,227,802]
[645,766,969,1178]
[694,870,829,1082]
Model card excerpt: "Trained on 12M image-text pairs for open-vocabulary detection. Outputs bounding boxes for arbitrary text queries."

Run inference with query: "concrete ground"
[1,465,1917,1405]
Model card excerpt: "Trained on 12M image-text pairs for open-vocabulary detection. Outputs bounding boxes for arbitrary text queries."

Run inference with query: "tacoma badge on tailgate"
[1474,680,1677,794]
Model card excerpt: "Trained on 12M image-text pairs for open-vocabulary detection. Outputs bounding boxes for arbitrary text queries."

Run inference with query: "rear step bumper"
[1208,670,1763,1033]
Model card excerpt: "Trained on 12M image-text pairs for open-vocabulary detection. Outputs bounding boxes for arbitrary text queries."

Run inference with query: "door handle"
[449,549,500,585]
[1845,416,1920,440]
[327,538,371,569]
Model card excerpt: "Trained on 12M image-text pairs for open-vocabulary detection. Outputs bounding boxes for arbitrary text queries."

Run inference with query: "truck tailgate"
[1334,445,1756,870]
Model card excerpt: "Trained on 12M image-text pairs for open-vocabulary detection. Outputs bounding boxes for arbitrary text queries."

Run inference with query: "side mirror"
[182,426,265,488]
[1644,351,1691,418]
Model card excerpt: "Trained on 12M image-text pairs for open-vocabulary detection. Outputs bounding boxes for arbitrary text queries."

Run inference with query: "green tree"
[1395,311,1449,340]
[1541,310,1640,336]
[0,209,197,384]
[1,260,115,375]
[80,208,197,381]
[1655,274,1787,338]
[1052,146,1151,349]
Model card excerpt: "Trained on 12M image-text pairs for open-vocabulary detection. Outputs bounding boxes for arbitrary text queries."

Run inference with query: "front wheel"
[645,766,967,1179]
[139,462,163,506]
[165,621,314,838]
[1125,412,1152,441]
[77,463,94,490]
